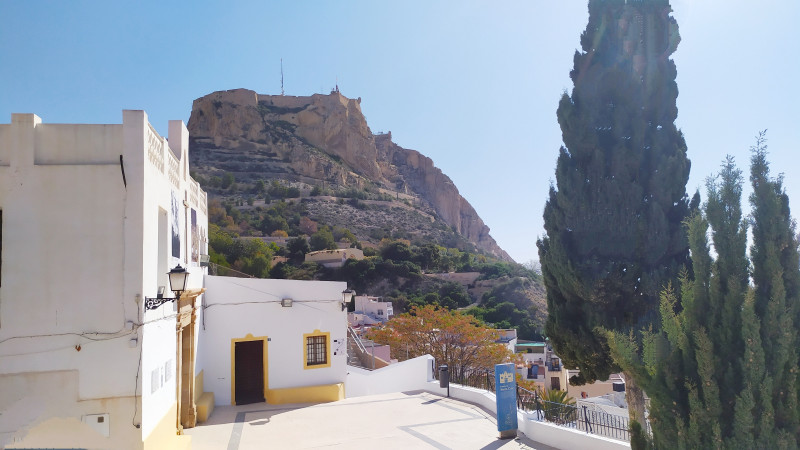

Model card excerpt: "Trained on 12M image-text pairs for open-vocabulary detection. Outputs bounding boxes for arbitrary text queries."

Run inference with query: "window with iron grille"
[306,335,327,366]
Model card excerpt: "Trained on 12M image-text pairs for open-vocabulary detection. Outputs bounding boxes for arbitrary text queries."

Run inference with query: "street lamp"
[341,289,354,311]
[167,264,190,299]
[145,265,190,310]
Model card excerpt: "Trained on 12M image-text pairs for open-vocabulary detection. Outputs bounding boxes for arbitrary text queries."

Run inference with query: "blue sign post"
[494,363,518,439]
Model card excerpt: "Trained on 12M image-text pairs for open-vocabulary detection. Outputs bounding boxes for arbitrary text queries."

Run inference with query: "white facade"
[198,276,348,406]
[515,342,569,391]
[305,248,364,268]
[352,295,393,323]
[0,112,208,449]
[496,329,518,353]
[348,312,384,327]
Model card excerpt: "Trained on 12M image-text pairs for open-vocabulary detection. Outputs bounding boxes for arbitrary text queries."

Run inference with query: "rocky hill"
[187,88,511,261]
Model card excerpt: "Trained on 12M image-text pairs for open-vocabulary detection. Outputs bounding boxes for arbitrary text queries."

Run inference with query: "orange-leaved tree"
[366,304,512,379]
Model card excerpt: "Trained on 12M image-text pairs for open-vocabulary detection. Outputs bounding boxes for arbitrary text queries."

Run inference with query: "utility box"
[82,413,110,437]
[439,365,449,388]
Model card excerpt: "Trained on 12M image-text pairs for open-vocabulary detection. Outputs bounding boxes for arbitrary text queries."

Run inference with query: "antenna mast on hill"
[280,58,285,96]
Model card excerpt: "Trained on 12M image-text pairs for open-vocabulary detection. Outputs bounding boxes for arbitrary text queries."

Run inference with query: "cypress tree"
[538,0,690,426]
[607,159,745,448]
[703,156,749,433]
[609,143,800,448]
[748,131,800,446]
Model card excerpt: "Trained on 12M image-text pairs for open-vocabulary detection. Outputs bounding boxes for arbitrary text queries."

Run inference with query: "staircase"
[347,336,366,368]
[347,327,369,369]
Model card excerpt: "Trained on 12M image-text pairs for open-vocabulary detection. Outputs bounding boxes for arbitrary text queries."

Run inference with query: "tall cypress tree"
[704,156,750,427]
[538,0,690,425]
[607,158,748,448]
[748,131,800,446]
[608,144,800,448]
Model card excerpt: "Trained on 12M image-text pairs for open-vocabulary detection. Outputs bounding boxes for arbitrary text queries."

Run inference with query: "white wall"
[0,115,136,395]
[0,111,208,448]
[345,355,435,397]
[353,295,393,321]
[198,277,348,405]
[519,416,630,450]
[132,112,209,439]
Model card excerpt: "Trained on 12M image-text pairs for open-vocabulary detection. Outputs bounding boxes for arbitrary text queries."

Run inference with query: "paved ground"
[185,391,560,450]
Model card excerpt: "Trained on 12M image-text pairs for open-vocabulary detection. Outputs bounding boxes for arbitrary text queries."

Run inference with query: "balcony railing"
[547,362,561,371]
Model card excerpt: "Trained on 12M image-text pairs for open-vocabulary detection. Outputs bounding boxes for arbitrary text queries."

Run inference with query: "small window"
[303,330,331,369]
[306,335,327,366]
[378,309,383,316]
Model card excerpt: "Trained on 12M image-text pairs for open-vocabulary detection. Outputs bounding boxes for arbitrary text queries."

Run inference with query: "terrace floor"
[185,390,560,449]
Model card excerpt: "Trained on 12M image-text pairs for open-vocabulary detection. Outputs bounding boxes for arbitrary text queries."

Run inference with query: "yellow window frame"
[303,329,331,370]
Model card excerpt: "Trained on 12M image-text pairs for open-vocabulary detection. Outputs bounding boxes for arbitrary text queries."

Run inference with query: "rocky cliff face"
[187,88,511,261]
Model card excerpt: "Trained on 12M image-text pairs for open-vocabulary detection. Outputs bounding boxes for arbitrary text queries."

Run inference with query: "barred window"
[306,335,327,366]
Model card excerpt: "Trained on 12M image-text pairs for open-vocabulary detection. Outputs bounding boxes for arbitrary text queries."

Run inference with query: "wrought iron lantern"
[167,264,189,297]
[145,265,190,310]
[341,289,354,311]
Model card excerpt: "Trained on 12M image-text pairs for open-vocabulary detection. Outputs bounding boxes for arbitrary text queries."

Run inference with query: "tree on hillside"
[286,236,310,263]
[221,172,235,189]
[537,0,690,428]
[414,243,442,272]
[310,227,337,251]
[381,240,413,262]
[607,146,800,448]
[367,305,511,379]
[207,224,278,277]
[299,216,318,235]
[469,277,546,340]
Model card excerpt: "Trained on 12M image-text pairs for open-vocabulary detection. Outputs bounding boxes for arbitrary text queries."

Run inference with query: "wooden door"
[235,340,265,405]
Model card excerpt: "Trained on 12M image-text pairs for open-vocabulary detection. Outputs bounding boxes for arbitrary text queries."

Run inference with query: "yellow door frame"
[230,334,269,405]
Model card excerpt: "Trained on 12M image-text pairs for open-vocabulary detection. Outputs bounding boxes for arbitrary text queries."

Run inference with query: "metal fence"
[517,386,638,442]
[434,368,495,393]
[433,368,643,443]
[576,405,636,441]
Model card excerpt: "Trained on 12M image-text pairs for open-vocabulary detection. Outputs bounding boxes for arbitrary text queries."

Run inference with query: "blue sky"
[1,1,798,264]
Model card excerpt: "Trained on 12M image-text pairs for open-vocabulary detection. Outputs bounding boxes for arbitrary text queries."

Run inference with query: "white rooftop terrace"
[186,355,631,450]
[186,391,558,449]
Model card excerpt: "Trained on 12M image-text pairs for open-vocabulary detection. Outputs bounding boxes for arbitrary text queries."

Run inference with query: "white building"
[349,295,393,326]
[495,329,518,353]
[0,111,208,450]
[515,342,569,392]
[197,276,348,406]
[305,248,364,268]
